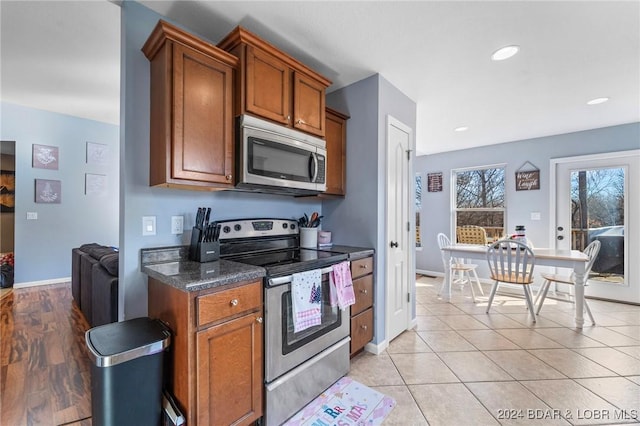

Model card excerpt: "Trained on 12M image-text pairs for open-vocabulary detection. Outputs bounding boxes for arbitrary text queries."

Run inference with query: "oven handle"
[268,265,335,287]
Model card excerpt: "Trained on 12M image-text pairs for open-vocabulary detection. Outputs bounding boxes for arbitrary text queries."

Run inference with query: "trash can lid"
[86,317,171,367]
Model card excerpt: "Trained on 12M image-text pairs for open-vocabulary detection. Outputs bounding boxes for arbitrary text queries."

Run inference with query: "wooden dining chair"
[437,233,484,302]
[456,225,489,245]
[534,240,601,324]
[486,239,537,322]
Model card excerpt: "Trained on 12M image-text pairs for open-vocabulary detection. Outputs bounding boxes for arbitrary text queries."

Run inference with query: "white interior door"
[551,150,639,303]
[386,116,412,342]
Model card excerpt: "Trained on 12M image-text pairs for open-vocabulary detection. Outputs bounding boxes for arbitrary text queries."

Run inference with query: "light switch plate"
[171,216,184,234]
[531,212,541,220]
[26,212,38,220]
[142,216,156,236]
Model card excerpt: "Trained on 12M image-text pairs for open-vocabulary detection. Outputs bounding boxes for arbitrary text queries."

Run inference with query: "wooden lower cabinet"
[349,255,374,356]
[196,312,263,425]
[148,278,263,425]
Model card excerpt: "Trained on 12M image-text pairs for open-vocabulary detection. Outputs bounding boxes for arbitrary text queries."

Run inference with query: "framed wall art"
[32,144,59,170]
[427,172,443,192]
[85,173,107,196]
[86,142,108,165]
[35,179,62,204]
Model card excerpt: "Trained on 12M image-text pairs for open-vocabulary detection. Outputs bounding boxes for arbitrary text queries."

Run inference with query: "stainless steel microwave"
[236,115,327,194]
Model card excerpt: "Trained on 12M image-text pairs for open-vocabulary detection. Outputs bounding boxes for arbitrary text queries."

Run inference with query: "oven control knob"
[291,224,296,230]
[234,224,242,232]
[223,226,231,234]
[282,223,288,229]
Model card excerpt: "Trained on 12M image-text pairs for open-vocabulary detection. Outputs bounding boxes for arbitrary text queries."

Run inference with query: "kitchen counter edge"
[140,245,266,292]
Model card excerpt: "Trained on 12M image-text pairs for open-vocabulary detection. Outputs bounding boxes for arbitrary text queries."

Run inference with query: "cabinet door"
[173,43,234,185]
[293,72,326,137]
[351,274,373,316]
[324,108,348,195]
[196,312,263,426]
[246,45,291,125]
[350,308,374,356]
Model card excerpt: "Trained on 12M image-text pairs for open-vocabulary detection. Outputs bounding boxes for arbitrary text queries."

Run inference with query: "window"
[454,166,505,242]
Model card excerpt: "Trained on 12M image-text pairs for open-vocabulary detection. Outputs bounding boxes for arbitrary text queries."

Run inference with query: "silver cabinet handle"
[361,325,367,330]
[360,289,368,294]
[256,317,263,323]
[230,299,238,306]
[360,264,368,269]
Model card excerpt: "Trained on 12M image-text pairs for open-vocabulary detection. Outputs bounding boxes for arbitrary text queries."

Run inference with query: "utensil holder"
[188,227,220,262]
[197,240,220,263]
[300,227,318,248]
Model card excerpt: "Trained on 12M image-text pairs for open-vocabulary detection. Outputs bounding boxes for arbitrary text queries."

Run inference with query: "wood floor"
[1,283,92,425]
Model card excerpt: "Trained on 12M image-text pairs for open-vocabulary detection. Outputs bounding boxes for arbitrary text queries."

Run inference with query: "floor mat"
[283,376,396,426]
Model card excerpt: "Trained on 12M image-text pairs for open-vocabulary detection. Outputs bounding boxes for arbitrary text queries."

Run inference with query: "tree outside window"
[455,167,505,242]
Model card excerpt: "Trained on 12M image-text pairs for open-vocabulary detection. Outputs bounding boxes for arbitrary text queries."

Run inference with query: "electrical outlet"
[26,212,38,220]
[531,212,541,221]
[171,215,184,234]
[142,216,156,236]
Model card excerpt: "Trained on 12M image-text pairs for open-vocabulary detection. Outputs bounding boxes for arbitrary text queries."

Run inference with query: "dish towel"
[292,269,322,333]
[331,261,355,310]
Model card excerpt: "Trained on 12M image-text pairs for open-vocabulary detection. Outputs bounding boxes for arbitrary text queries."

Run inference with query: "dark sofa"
[71,243,119,327]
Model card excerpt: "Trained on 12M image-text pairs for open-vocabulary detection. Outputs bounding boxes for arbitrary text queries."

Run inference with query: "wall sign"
[515,161,540,191]
[427,172,443,192]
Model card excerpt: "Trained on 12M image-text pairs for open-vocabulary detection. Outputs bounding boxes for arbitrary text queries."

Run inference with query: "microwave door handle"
[309,153,319,182]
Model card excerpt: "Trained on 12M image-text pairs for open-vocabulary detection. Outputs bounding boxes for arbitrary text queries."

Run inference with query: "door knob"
[557,235,564,240]
[390,241,398,248]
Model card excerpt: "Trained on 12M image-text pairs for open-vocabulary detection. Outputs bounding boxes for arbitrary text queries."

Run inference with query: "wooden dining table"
[441,244,590,328]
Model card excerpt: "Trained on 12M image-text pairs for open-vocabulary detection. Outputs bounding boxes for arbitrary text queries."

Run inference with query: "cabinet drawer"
[197,281,262,327]
[350,308,373,356]
[351,274,373,316]
[350,256,373,279]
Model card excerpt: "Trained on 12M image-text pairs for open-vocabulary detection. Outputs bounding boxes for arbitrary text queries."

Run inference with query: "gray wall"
[1,102,120,283]
[416,122,640,275]
[324,74,417,346]
[121,2,321,319]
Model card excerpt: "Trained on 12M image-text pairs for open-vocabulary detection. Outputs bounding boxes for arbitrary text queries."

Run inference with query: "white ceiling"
[2,1,638,156]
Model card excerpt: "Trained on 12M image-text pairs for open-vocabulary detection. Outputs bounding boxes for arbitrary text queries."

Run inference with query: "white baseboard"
[364,339,388,355]
[416,269,442,277]
[14,277,70,289]
[409,317,418,329]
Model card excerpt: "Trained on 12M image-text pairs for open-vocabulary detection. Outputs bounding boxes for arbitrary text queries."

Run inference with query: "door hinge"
[406,149,413,160]
[407,221,410,232]
[407,292,411,303]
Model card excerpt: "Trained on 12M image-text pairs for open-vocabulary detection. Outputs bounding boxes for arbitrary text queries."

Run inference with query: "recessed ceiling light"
[587,97,609,105]
[454,126,468,132]
[491,45,519,61]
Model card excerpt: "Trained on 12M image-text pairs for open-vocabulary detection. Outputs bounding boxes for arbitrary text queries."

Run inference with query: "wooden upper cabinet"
[245,45,291,125]
[324,107,349,196]
[293,72,326,135]
[218,26,331,138]
[142,20,239,190]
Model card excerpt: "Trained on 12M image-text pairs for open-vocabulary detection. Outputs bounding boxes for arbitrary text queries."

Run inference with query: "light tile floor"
[347,276,640,425]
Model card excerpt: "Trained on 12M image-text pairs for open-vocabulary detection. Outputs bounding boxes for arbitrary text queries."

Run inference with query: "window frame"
[451,163,507,242]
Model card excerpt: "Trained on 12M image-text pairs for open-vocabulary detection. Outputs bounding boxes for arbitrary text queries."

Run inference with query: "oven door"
[265,266,350,382]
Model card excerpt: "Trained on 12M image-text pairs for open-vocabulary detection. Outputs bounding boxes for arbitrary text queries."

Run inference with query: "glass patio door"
[552,150,639,303]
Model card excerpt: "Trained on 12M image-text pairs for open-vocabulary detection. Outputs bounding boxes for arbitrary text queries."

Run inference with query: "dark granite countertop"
[316,245,375,260]
[140,245,265,292]
[143,259,265,292]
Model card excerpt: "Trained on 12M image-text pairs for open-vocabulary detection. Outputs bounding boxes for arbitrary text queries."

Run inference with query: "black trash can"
[86,317,171,426]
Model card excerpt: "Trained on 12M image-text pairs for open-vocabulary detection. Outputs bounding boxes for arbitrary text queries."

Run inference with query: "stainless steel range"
[218,218,350,426]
